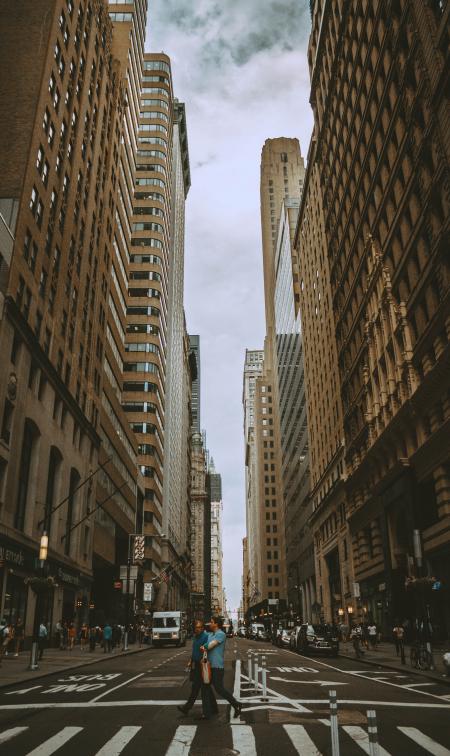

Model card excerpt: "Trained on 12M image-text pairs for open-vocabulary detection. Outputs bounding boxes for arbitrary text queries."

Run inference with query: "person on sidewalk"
[80,623,88,651]
[393,622,406,664]
[368,622,378,650]
[351,623,365,658]
[68,622,76,651]
[14,617,24,656]
[0,619,10,665]
[38,623,48,660]
[89,625,97,652]
[178,620,218,719]
[201,616,242,720]
[103,622,112,653]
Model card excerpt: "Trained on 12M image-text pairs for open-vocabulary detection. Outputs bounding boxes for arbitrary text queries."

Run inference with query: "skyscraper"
[209,458,223,615]
[189,334,201,433]
[302,0,449,632]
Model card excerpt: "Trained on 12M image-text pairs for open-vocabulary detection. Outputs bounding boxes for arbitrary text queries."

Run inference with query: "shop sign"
[56,567,80,587]
[143,582,153,602]
[0,538,36,570]
[378,582,386,592]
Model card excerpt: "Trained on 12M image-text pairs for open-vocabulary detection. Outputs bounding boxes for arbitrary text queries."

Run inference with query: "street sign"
[114,581,122,590]
[122,579,135,595]
[120,565,138,580]
[143,582,154,602]
[133,535,145,562]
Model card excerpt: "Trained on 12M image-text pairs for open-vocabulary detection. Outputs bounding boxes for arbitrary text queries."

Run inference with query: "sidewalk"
[0,643,151,690]
[338,640,450,685]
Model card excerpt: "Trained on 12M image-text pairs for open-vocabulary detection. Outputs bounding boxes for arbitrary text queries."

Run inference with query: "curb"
[0,645,153,692]
[338,649,450,687]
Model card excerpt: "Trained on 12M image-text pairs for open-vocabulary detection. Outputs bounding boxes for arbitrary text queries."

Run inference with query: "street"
[0,638,449,755]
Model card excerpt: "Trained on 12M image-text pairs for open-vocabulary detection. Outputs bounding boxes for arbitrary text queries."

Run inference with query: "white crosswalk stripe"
[0,727,28,744]
[398,727,450,756]
[231,725,257,755]
[165,725,197,756]
[25,727,83,756]
[94,726,142,755]
[284,724,322,755]
[343,725,392,755]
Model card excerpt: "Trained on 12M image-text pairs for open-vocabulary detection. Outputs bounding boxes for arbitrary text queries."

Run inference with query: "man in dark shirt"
[178,620,218,719]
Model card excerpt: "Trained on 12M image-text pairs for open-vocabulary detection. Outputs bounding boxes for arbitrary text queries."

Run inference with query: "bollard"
[253,654,259,688]
[247,650,253,683]
[261,656,269,701]
[329,690,340,756]
[367,710,379,756]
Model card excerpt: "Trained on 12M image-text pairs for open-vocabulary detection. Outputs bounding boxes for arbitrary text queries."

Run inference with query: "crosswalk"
[1,722,449,755]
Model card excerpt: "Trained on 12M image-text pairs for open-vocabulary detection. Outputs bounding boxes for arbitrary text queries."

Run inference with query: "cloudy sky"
[147,1,314,615]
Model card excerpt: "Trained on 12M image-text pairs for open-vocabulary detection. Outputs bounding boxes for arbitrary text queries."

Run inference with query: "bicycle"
[410,642,433,670]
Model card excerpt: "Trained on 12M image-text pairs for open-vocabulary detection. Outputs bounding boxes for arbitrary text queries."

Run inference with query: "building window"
[15,419,39,531]
[1,399,14,445]
[64,468,80,556]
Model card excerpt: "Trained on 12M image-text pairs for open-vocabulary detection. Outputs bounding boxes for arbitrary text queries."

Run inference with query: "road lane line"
[0,727,28,744]
[284,724,322,754]
[231,725,256,756]
[240,672,311,713]
[398,727,450,755]
[165,725,196,756]
[94,726,141,755]
[89,673,145,702]
[343,726,391,755]
[284,649,447,702]
[25,727,83,755]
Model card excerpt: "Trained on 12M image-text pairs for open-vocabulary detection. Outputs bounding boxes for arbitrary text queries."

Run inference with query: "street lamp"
[29,532,49,670]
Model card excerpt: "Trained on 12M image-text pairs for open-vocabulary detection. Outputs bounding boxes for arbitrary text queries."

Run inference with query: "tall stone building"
[189,335,201,433]
[294,143,351,624]
[190,431,209,619]
[0,0,141,631]
[242,349,264,605]
[305,0,449,634]
[209,459,223,614]
[274,198,315,620]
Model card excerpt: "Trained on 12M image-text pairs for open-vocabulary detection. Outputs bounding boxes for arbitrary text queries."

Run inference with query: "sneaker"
[177,705,189,716]
[14,653,18,657]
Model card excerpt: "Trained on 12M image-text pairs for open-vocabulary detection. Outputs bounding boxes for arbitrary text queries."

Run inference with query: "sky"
[147,1,314,615]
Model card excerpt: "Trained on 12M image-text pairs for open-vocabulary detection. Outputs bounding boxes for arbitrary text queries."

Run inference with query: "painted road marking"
[343,725,391,755]
[231,725,257,756]
[95,726,142,755]
[284,724,322,755]
[25,726,83,756]
[271,677,348,686]
[287,650,448,702]
[89,673,145,702]
[230,659,242,723]
[5,686,43,696]
[398,727,450,755]
[0,727,28,744]
[165,725,196,756]
[273,667,319,673]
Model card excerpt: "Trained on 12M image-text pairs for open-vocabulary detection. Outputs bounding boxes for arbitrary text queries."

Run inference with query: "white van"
[152,611,187,647]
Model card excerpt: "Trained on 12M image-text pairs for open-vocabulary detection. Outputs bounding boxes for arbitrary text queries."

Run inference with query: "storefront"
[0,535,92,641]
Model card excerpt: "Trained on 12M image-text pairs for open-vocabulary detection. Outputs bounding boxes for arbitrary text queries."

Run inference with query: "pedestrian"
[0,619,10,665]
[393,622,405,664]
[68,622,76,650]
[351,623,365,658]
[368,622,377,650]
[112,624,120,650]
[61,621,68,650]
[340,621,349,643]
[55,620,62,650]
[89,625,97,652]
[14,617,25,656]
[38,622,48,660]
[80,623,88,650]
[362,622,370,650]
[200,616,242,720]
[103,622,112,653]
[178,620,218,719]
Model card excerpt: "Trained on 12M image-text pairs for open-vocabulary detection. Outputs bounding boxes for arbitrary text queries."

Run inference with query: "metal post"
[261,655,268,701]
[123,537,131,651]
[28,591,40,671]
[367,710,379,756]
[253,654,259,688]
[329,689,340,756]
[247,650,253,683]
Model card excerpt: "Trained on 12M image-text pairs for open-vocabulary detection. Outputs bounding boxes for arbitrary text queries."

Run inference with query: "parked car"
[289,625,303,651]
[256,626,270,642]
[276,627,292,647]
[297,623,339,656]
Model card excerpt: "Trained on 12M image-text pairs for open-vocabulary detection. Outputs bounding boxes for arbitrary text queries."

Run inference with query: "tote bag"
[200,651,212,684]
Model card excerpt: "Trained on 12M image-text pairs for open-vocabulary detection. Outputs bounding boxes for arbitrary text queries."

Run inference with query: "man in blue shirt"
[201,616,242,719]
[178,620,218,719]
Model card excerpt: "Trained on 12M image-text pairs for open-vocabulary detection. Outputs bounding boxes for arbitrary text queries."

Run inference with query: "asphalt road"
[0,638,449,754]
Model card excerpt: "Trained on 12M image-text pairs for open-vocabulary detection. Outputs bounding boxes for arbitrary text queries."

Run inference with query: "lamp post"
[28,532,49,670]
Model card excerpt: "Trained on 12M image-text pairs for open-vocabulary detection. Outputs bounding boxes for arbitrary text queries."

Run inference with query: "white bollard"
[367,710,379,756]
[329,689,340,756]
[253,654,259,688]
[247,651,253,683]
[261,656,268,701]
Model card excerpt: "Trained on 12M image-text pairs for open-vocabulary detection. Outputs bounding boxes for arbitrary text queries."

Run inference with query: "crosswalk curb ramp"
[1,722,450,755]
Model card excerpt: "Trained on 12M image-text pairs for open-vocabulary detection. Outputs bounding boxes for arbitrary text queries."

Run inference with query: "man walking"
[201,616,242,719]
[103,622,112,653]
[38,622,48,660]
[178,620,218,719]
